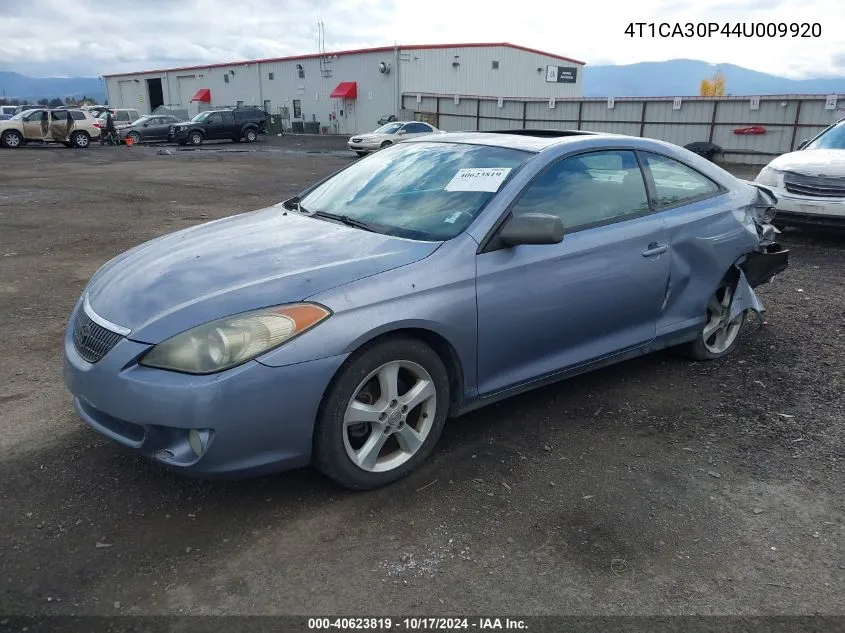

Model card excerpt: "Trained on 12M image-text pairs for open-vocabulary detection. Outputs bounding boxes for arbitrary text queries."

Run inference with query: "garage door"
[177,75,197,113]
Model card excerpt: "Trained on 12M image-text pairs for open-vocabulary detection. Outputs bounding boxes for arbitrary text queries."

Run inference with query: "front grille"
[783,171,845,198]
[72,308,124,363]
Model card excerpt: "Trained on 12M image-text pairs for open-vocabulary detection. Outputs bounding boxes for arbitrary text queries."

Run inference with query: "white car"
[347,121,441,156]
[755,118,845,230]
[95,108,142,130]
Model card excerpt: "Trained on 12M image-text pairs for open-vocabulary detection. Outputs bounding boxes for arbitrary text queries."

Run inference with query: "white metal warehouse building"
[102,42,585,135]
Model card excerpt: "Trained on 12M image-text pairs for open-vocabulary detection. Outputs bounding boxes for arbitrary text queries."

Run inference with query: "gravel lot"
[1,138,843,618]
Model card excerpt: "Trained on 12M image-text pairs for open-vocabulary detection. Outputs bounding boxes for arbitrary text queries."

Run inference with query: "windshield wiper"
[314,211,384,234]
[282,198,384,234]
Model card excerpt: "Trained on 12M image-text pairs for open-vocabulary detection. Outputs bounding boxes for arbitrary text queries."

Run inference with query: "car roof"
[403,130,601,152]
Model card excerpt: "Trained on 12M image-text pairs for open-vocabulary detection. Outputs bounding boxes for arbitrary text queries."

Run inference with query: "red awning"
[190,88,211,103]
[330,81,357,99]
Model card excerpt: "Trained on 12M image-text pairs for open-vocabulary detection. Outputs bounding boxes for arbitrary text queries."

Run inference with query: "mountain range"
[582,59,844,97]
[1,59,842,103]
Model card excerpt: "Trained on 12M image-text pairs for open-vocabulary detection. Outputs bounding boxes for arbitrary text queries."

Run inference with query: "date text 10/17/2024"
[307,618,528,630]
[624,22,821,37]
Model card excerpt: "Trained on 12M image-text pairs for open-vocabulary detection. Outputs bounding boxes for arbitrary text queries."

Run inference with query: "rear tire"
[71,131,90,148]
[1,130,23,148]
[681,281,746,361]
[244,128,258,143]
[314,337,450,490]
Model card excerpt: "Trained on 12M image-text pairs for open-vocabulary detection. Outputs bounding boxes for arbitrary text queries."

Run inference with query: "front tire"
[1,130,23,148]
[355,151,368,157]
[189,132,203,146]
[314,337,450,490]
[380,141,392,149]
[127,131,140,144]
[682,282,745,360]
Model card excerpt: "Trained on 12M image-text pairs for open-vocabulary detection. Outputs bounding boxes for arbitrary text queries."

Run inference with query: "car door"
[201,112,223,138]
[22,110,49,140]
[49,111,69,141]
[144,117,167,140]
[475,149,671,395]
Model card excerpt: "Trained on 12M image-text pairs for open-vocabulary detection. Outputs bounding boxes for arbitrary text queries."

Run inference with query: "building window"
[293,99,302,118]
[492,61,499,69]
[296,64,305,79]
[224,74,230,83]
[268,72,274,80]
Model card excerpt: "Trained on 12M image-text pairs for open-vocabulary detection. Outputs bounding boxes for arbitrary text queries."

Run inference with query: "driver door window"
[511,150,651,232]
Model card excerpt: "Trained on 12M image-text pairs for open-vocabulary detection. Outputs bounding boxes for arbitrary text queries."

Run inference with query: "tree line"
[0,96,104,107]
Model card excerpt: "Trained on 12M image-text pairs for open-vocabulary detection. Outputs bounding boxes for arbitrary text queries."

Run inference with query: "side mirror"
[797,139,809,150]
[142,122,149,127]
[396,129,406,135]
[499,213,564,246]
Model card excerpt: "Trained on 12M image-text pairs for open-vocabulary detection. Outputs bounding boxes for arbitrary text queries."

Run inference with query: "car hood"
[84,205,441,343]
[768,149,845,177]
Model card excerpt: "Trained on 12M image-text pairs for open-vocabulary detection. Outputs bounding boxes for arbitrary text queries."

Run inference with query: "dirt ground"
[0,138,843,618]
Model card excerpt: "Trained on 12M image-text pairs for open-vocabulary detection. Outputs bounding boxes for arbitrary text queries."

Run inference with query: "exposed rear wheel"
[244,129,257,143]
[71,131,90,148]
[314,337,450,490]
[682,282,745,360]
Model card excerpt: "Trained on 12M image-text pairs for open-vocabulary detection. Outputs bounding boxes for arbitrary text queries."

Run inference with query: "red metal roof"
[102,43,585,78]
[330,81,357,99]
[190,88,211,102]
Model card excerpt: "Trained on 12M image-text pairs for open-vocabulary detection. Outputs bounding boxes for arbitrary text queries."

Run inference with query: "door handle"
[642,243,668,257]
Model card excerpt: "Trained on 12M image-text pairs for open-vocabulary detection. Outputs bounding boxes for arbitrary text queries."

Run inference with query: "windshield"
[299,141,532,241]
[806,122,845,150]
[192,111,212,122]
[374,123,403,134]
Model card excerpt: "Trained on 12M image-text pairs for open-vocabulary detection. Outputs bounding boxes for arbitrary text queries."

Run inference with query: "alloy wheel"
[702,285,743,354]
[342,360,437,473]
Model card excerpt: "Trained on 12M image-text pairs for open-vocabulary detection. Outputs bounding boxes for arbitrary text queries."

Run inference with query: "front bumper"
[169,129,190,142]
[63,307,347,478]
[769,187,845,228]
[347,141,380,153]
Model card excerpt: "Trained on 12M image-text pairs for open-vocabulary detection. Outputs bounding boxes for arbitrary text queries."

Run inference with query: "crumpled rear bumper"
[740,242,789,288]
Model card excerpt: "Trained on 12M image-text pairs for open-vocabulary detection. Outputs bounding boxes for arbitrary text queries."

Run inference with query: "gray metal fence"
[402,93,845,164]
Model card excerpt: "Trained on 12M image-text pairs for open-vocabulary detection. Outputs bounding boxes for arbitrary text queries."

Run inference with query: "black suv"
[169,106,267,145]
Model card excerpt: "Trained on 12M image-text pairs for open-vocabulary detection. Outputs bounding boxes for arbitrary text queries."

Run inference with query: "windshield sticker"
[445,168,512,193]
[444,212,462,224]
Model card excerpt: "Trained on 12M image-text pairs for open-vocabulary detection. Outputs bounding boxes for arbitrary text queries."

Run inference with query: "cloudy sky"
[0,0,843,78]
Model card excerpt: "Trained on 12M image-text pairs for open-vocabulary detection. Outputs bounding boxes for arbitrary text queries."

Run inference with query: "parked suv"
[0,108,100,148]
[169,106,267,145]
[94,108,142,130]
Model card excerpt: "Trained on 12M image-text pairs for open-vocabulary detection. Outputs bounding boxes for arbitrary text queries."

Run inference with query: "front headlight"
[755,166,783,188]
[140,303,331,374]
